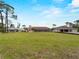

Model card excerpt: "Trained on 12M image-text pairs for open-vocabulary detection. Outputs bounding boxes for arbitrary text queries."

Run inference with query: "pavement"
[67,32,79,35]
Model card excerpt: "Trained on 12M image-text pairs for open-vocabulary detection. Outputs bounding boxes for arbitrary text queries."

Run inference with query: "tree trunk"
[0,11,4,32]
[5,9,8,32]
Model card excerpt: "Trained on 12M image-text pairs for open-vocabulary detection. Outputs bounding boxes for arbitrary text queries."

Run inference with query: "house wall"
[53,29,60,32]
[53,29,73,32]
[72,29,77,32]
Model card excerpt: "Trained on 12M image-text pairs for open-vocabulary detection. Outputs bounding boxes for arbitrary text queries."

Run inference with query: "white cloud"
[39,7,63,19]
[58,0,64,1]
[70,8,79,12]
[66,0,79,13]
[52,9,61,15]
[53,0,64,2]
[71,0,79,7]
[41,8,62,16]
[32,0,37,3]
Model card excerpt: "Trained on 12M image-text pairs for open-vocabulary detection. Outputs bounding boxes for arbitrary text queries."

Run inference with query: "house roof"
[32,27,50,31]
[53,26,73,30]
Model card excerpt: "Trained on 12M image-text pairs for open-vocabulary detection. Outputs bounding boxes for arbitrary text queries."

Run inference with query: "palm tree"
[5,3,14,32]
[0,0,17,32]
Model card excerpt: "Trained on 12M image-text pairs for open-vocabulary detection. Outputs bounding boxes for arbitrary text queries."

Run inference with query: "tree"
[65,22,69,26]
[65,22,73,27]
[22,25,26,32]
[8,19,12,25]
[0,0,17,32]
[52,24,56,28]
[74,20,79,25]
[0,10,4,32]
[22,25,26,29]
[74,20,79,32]
[17,23,20,28]
[10,24,15,28]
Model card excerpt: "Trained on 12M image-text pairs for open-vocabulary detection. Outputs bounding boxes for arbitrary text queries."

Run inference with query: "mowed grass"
[0,32,79,59]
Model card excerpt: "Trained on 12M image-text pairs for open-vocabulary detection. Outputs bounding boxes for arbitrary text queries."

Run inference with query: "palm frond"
[4,3,14,14]
[11,15,17,20]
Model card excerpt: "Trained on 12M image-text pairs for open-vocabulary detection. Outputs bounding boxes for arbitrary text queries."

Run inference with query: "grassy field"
[0,32,79,59]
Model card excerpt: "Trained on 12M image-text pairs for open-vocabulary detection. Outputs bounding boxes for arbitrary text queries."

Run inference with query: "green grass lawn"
[0,32,79,59]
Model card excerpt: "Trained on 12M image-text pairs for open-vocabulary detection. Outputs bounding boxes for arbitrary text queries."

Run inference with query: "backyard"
[0,32,79,59]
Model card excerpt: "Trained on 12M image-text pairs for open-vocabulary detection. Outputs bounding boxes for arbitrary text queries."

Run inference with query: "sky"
[3,0,79,27]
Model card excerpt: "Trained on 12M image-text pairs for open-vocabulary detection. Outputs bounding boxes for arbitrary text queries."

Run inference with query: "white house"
[52,26,78,33]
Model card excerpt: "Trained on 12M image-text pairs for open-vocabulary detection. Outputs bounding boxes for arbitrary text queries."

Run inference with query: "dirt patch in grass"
[0,47,79,59]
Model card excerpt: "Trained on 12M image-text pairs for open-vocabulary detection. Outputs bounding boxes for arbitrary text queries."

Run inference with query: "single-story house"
[8,28,17,32]
[52,26,77,33]
[8,28,28,32]
[30,27,51,32]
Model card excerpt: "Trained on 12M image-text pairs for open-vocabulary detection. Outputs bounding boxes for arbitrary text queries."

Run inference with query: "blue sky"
[4,0,79,27]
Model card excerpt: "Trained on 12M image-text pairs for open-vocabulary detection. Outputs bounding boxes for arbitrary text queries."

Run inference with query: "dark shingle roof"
[32,27,50,31]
